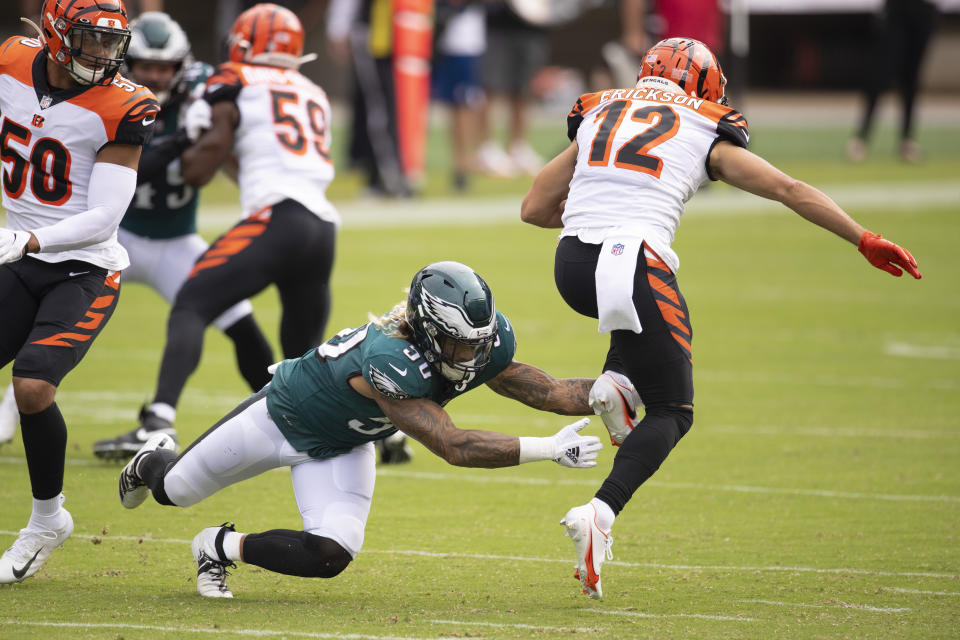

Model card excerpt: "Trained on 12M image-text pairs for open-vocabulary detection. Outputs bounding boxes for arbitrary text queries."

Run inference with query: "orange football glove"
[858,232,922,279]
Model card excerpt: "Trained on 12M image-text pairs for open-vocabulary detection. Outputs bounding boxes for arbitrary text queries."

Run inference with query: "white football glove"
[183,98,212,143]
[589,371,642,446]
[551,418,603,468]
[0,229,31,264]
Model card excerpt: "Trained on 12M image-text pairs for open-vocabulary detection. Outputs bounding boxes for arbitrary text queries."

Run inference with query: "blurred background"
[4,0,959,197]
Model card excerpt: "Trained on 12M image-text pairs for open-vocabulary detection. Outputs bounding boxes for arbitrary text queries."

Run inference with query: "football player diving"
[117,261,605,598]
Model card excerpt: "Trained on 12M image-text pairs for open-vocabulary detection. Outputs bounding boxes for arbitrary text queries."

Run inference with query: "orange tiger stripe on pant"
[31,272,120,347]
[189,215,269,278]
[644,248,692,362]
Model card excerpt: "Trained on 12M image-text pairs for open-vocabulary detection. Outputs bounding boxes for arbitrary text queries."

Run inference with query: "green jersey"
[120,61,213,239]
[266,311,517,459]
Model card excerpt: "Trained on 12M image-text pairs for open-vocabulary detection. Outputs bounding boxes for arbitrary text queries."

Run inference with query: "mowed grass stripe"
[196,179,960,231]
[0,458,954,503]
[4,622,453,640]
[1,531,954,580]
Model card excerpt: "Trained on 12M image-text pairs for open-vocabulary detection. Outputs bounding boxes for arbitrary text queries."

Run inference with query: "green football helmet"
[406,261,498,382]
[125,12,191,105]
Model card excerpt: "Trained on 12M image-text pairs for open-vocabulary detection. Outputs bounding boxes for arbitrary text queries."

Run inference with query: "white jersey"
[203,62,339,225]
[0,37,159,270]
[561,77,749,273]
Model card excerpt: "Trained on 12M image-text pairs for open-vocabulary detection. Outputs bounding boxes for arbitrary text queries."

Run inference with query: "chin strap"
[20,17,46,44]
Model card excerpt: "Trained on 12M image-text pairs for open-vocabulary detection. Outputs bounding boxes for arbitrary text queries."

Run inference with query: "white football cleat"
[589,371,641,446]
[0,383,19,445]
[561,503,613,599]
[0,500,73,584]
[118,432,176,509]
[192,523,237,598]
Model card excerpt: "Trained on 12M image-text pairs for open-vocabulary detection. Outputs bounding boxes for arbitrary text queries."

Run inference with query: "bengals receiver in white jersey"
[130,4,339,453]
[0,0,158,584]
[522,37,921,599]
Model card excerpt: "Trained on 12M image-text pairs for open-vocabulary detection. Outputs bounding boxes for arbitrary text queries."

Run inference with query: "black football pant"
[555,236,694,515]
[0,258,121,499]
[153,200,336,408]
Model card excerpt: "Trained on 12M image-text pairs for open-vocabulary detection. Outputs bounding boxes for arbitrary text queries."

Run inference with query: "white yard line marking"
[587,609,758,622]
[885,342,960,360]
[375,469,960,504]
[882,587,960,596]
[428,619,596,631]
[741,599,911,613]
[5,530,947,580]
[0,458,954,504]
[3,621,455,640]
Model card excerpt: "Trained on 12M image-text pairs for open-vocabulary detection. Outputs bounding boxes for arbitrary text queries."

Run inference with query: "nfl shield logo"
[40,95,53,110]
[611,243,624,256]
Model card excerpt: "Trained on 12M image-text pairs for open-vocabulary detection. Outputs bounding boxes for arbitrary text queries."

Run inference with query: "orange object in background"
[393,0,433,186]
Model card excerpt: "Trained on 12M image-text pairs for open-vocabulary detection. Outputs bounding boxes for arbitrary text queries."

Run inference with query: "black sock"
[223,314,274,391]
[20,402,67,500]
[243,529,352,578]
[139,448,179,506]
[154,308,207,407]
[595,407,693,514]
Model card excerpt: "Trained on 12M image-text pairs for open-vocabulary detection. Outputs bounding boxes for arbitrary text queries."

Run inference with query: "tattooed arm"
[375,393,521,468]
[485,361,593,415]
[349,374,601,469]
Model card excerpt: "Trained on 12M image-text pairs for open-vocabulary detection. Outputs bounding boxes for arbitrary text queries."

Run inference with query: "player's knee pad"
[243,529,352,578]
[302,533,353,578]
[304,507,366,557]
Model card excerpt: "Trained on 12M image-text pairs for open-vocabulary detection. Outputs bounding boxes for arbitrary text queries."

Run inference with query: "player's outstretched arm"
[367,384,601,469]
[709,141,921,279]
[521,142,579,228]
[486,361,593,415]
[181,101,238,188]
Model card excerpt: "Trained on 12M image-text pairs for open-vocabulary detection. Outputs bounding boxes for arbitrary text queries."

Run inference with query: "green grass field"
[1,113,958,639]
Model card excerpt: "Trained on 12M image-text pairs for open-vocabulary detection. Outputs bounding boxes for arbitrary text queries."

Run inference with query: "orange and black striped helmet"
[37,0,131,85]
[639,37,727,105]
[227,3,313,69]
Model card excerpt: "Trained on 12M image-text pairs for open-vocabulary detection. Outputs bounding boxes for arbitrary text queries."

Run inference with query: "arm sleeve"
[135,129,191,185]
[32,162,137,253]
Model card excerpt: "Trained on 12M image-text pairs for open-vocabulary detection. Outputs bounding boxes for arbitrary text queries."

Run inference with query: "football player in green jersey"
[117,261,605,598]
[88,12,275,460]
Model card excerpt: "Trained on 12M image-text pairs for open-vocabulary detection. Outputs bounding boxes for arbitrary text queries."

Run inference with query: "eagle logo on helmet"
[420,288,495,342]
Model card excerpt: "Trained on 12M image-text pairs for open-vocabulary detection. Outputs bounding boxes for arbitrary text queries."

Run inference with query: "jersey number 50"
[588,101,679,180]
[1,117,71,205]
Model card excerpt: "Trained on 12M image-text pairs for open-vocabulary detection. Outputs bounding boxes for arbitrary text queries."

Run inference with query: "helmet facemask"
[57,21,130,85]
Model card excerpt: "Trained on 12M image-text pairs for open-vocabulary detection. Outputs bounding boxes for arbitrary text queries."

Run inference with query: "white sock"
[221,531,244,562]
[147,402,176,424]
[30,494,65,528]
[590,497,616,531]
